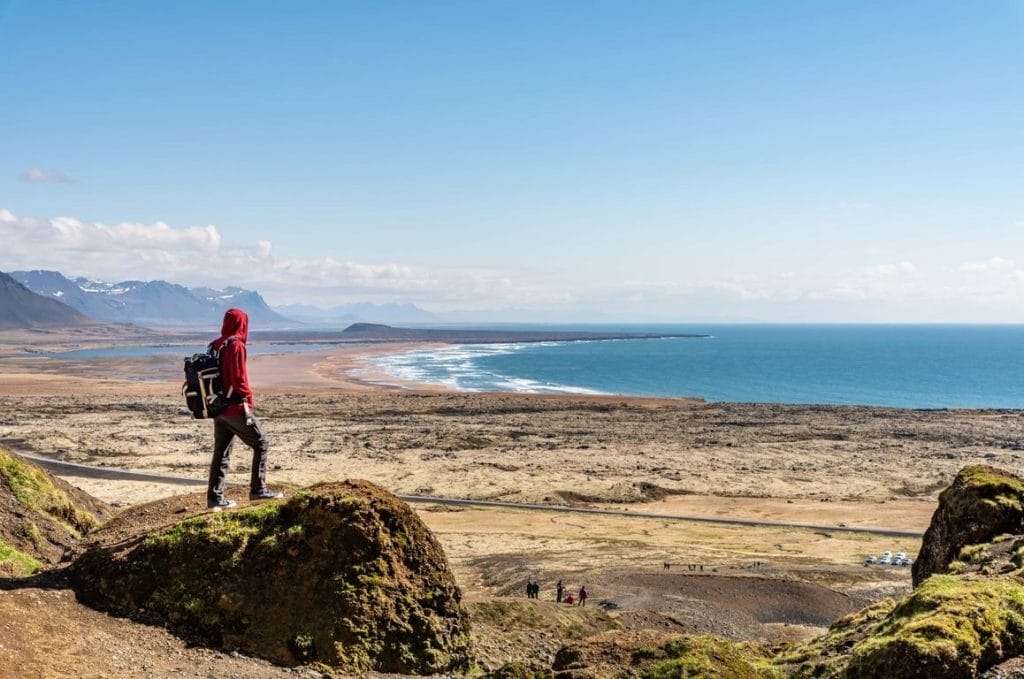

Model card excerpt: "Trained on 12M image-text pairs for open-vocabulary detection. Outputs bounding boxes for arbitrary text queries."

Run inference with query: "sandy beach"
[1,334,1019,672]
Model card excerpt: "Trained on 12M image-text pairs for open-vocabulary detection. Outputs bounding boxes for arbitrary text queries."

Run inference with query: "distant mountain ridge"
[0,271,96,329]
[12,270,292,329]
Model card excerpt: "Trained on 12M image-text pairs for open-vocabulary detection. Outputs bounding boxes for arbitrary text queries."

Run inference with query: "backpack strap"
[217,336,243,404]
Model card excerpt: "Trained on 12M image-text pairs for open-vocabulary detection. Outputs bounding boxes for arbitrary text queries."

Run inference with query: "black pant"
[208,413,270,501]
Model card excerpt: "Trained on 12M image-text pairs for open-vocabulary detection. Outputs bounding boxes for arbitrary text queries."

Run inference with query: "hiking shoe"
[208,498,237,511]
[249,489,284,501]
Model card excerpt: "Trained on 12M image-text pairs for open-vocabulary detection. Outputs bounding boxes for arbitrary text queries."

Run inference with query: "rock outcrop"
[913,465,1024,587]
[0,447,111,576]
[783,464,1024,678]
[69,479,471,675]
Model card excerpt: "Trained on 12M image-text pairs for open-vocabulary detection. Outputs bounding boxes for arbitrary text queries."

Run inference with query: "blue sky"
[2,1,1023,320]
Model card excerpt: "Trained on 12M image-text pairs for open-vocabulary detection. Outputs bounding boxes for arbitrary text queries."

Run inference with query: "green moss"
[21,520,42,547]
[845,575,1024,678]
[0,536,43,575]
[944,466,1024,516]
[0,448,98,534]
[779,599,895,669]
[786,575,1024,678]
[488,660,554,678]
[639,636,781,679]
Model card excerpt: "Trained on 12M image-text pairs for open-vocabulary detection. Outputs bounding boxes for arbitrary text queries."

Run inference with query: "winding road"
[18,451,924,539]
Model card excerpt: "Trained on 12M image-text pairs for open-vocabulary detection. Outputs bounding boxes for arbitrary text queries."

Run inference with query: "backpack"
[182,337,239,419]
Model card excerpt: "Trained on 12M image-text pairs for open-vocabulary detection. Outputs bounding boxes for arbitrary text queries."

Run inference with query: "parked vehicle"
[865,555,877,565]
[879,555,892,565]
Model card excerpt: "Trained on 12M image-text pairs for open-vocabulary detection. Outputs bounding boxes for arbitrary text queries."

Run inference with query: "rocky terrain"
[5,446,1024,677]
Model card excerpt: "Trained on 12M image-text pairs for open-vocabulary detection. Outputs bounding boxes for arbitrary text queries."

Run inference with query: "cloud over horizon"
[2,207,1024,322]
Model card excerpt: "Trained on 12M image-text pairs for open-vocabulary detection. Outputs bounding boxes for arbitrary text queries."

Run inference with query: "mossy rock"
[487,660,555,678]
[0,446,111,575]
[914,465,1024,587]
[639,635,782,678]
[553,633,780,679]
[69,480,471,674]
[784,575,1024,678]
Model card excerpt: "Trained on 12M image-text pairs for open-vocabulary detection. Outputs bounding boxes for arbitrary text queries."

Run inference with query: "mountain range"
[0,272,97,330]
[11,270,291,328]
[7,270,438,329]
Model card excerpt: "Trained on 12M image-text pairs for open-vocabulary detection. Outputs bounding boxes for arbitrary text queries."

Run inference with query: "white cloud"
[957,257,1015,272]
[5,207,1024,320]
[0,208,554,309]
[863,260,917,277]
[22,167,72,183]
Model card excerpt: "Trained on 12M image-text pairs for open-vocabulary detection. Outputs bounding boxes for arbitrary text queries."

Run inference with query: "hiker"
[207,308,283,510]
[578,585,588,606]
[565,593,575,605]
[556,579,564,603]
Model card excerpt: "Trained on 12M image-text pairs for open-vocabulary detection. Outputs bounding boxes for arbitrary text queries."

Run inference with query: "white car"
[892,557,904,566]
[904,558,914,567]
[895,552,908,561]
[865,555,877,565]
[879,555,892,565]
[881,551,893,559]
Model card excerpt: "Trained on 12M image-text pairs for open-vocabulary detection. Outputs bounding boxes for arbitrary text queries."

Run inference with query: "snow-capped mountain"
[11,270,293,328]
[0,271,97,329]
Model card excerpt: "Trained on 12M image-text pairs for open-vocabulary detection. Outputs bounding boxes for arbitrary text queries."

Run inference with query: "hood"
[220,307,249,343]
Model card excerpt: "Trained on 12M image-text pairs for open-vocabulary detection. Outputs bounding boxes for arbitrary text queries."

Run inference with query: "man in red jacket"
[207,307,282,510]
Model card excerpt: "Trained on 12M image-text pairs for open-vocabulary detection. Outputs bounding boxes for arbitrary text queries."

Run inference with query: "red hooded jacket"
[212,308,253,417]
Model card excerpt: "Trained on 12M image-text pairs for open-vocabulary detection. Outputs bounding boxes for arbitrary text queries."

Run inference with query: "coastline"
[1,336,999,674]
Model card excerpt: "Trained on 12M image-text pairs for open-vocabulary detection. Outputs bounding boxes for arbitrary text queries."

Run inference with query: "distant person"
[565,593,575,605]
[207,308,283,510]
[556,580,564,603]
[578,585,588,607]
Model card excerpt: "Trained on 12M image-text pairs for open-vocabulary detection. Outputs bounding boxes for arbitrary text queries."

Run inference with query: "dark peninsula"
[251,323,709,346]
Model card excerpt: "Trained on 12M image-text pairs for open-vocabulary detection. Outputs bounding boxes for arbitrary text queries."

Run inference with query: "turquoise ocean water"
[372,325,1024,408]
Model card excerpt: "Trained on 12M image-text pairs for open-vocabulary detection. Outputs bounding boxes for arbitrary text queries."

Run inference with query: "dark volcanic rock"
[912,465,1024,587]
[69,480,471,674]
[0,447,112,576]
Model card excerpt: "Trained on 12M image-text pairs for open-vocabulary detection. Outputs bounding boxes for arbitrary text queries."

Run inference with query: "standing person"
[207,308,283,510]
[556,580,564,603]
[578,585,588,607]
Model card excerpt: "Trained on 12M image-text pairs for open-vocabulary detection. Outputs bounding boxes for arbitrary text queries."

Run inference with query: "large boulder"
[782,577,1024,679]
[0,446,111,576]
[780,465,1024,678]
[69,480,471,675]
[913,465,1024,587]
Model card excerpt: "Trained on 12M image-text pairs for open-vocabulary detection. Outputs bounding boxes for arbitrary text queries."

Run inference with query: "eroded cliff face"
[913,465,1024,588]
[0,446,111,576]
[69,480,472,675]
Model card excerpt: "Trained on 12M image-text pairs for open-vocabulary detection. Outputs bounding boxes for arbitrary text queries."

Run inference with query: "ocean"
[372,324,1024,409]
